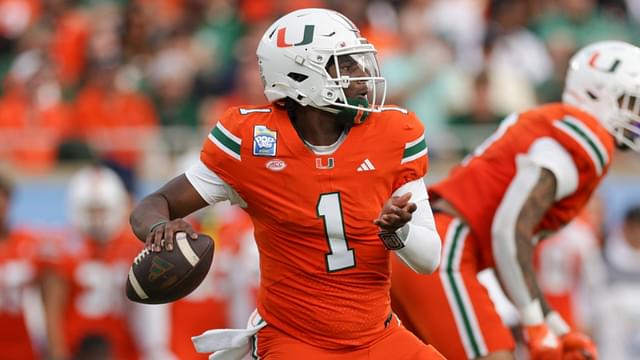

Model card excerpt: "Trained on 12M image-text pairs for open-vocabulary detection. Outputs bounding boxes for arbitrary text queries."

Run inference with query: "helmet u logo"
[588,52,621,73]
[277,25,315,48]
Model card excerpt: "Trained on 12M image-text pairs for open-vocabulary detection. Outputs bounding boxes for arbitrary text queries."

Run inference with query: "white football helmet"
[68,166,129,242]
[256,8,386,114]
[563,41,640,151]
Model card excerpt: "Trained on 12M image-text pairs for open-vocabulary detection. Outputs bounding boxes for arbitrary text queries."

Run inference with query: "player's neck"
[291,106,347,146]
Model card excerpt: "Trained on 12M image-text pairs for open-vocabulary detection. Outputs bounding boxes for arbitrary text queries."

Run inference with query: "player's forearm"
[514,230,553,321]
[392,181,442,274]
[394,222,441,274]
[130,193,171,242]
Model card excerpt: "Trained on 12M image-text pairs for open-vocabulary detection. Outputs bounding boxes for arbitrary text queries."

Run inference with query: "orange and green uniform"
[391,103,615,359]
[196,103,442,358]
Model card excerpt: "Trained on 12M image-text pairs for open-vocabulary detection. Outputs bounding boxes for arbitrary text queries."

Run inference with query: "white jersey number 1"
[317,193,356,272]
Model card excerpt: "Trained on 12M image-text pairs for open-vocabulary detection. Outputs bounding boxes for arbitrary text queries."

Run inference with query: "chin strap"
[335,98,371,125]
[306,98,372,125]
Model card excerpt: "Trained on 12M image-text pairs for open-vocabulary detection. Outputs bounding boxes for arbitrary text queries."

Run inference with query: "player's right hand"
[524,324,563,360]
[146,219,198,252]
[560,332,598,360]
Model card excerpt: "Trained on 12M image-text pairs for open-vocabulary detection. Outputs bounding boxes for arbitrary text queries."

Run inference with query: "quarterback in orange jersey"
[0,176,41,360]
[42,166,175,360]
[131,8,445,360]
[391,41,640,360]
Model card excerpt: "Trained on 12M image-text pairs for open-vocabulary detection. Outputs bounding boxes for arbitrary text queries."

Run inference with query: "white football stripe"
[240,108,272,114]
[404,133,425,149]
[216,121,241,144]
[128,267,149,299]
[176,233,200,266]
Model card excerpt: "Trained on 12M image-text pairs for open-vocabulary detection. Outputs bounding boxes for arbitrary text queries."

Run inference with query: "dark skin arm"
[130,174,209,252]
[513,168,558,315]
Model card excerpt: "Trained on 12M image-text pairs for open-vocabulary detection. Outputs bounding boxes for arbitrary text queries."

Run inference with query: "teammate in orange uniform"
[130,8,444,360]
[169,206,259,360]
[0,175,41,360]
[42,166,174,360]
[391,40,640,360]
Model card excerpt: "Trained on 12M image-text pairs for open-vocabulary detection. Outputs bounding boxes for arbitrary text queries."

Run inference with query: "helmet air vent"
[288,72,309,82]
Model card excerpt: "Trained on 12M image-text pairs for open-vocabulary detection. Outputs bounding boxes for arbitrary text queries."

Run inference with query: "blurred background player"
[168,204,258,360]
[0,174,42,360]
[391,40,640,360]
[41,165,174,360]
[593,205,640,359]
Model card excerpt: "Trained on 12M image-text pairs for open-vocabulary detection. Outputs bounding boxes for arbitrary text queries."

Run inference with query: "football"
[126,232,215,304]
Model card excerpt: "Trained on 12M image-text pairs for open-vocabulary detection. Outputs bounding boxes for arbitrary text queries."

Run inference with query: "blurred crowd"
[1,0,640,178]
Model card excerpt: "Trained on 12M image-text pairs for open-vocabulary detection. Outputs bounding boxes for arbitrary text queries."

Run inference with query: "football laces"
[134,248,151,265]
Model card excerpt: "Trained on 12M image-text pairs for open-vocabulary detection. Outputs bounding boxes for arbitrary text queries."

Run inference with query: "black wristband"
[378,230,406,250]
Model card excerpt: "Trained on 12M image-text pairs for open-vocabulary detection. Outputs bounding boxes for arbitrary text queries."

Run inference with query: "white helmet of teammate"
[256,8,386,114]
[563,40,640,151]
[68,166,129,242]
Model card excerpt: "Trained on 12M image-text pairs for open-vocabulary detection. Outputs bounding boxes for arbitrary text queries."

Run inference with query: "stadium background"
[1,0,640,359]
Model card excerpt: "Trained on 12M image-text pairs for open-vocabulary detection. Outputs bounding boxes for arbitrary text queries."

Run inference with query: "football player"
[130,8,444,360]
[391,41,640,360]
[0,175,41,360]
[42,166,175,360]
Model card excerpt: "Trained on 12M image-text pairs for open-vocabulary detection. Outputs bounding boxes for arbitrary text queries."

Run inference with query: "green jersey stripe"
[210,124,241,160]
[445,221,482,358]
[251,333,258,359]
[563,116,608,168]
[402,134,428,164]
[554,118,607,175]
[216,121,242,143]
[249,317,264,360]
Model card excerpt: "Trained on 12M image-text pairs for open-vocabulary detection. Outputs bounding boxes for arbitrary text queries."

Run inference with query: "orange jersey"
[431,103,615,268]
[198,103,428,349]
[52,228,142,360]
[0,230,41,360]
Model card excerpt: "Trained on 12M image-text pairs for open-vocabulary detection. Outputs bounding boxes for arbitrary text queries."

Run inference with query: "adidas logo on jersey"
[357,159,376,172]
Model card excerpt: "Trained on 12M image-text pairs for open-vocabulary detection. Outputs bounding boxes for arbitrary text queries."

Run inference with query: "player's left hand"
[374,193,417,232]
[560,332,598,360]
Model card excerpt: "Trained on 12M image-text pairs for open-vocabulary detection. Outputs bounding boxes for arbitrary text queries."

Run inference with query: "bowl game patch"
[253,125,277,156]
